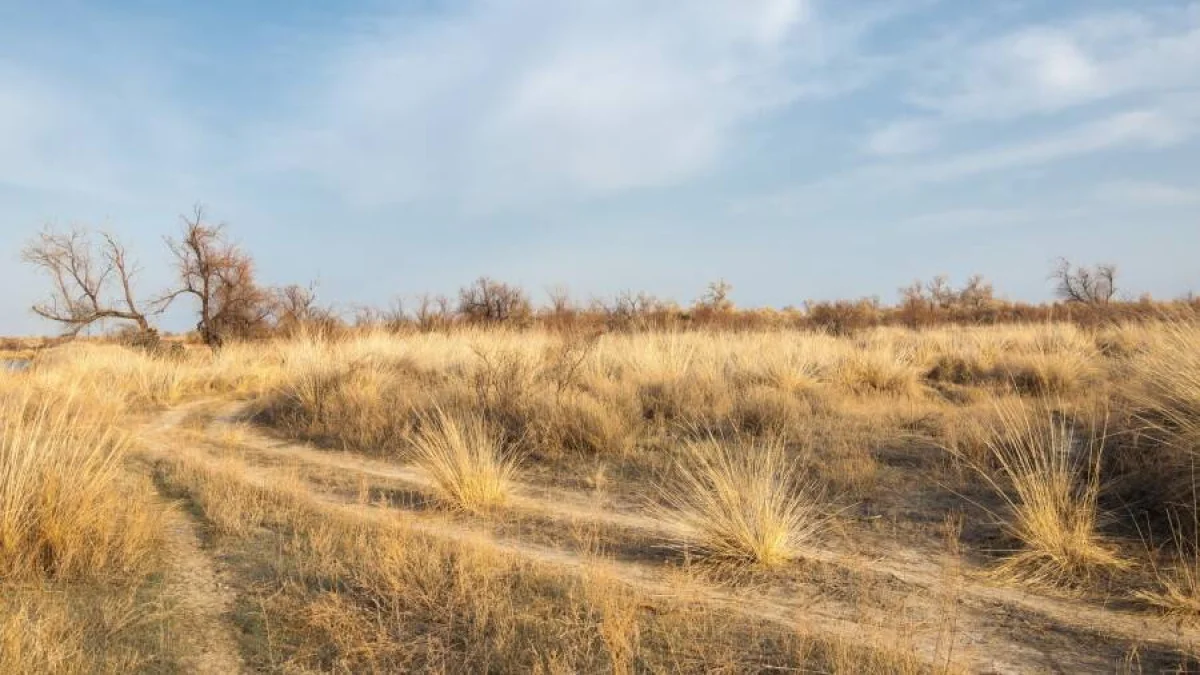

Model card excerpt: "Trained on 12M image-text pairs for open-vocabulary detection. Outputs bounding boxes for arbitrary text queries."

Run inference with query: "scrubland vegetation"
[5,211,1200,671]
[4,316,1200,672]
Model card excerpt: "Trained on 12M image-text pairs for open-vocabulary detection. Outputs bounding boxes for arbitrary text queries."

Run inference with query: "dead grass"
[151,446,931,673]
[0,387,161,581]
[410,409,519,512]
[964,400,1126,586]
[11,321,1200,671]
[658,436,829,566]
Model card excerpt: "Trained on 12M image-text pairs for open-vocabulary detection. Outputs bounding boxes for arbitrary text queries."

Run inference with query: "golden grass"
[658,436,828,566]
[0,387,161,581]
[410,409,519,512]
[1128,322,1200,453]
[0,589,161,674]
[153,446,930,673]
[1136,522,1200,616]
[965,401,1126,586]
[12,321,1200,670]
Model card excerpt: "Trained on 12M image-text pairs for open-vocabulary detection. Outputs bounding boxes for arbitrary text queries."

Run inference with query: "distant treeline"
[18,210,1198,345]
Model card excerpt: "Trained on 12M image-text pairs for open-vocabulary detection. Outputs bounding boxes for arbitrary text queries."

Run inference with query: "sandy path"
[206,404,1200,662]
[156,494,245,674]
[156,403,1106,673]
[141,404,246,674]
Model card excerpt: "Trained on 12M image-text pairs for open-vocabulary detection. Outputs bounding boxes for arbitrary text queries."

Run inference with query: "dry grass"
[152,446,929,673]
[963,401,1126,586]
[10,321,1200,671]
[658,436,828,566]
[0,588,165,674]
[0,387,161,581]
[1136,514,1200,616]
[1127,322,1200,456]
[409,409,519,512]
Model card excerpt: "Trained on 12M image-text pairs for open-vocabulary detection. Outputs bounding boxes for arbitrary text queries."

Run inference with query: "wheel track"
[205,403,1200,662]
[142,406,245,674]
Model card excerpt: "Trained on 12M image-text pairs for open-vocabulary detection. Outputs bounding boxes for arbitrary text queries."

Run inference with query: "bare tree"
[413,293,453,332]
[271,282,341,336]
[22,227,156,337]
[1050,258,1117,304]
[697,279,734,313]
[164,207,269,348]
[457,277,531,324]
[958,274,995,311]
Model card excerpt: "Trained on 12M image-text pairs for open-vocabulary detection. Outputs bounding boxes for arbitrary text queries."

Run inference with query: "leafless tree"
[1050,258,1117,304]
[457,277,531,324]
[958,274,995,311]
[164,207,269,348]
[697,279,734,313]
[413,293,453,332]
[22,227,157,337]
[271,282,341,336]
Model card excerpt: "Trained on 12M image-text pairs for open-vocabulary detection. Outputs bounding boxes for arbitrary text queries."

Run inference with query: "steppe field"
[5,321,1200,673]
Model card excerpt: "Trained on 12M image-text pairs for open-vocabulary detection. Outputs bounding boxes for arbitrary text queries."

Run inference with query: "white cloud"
[903,108,1193,183]
[910,7,1200,120]
[743,102,1199,219]
[1098,179,1200,206]
[262,0,894,211]
[0,57,214,206]
[863,119,938,156]
[893,205,1088,234]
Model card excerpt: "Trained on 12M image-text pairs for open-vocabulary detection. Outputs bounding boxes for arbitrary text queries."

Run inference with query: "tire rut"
[206,403,1200,662]
[156,402,1103,673]
[156,495,245,674]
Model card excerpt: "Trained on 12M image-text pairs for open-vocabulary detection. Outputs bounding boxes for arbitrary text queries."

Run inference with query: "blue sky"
[2,0,1198,334]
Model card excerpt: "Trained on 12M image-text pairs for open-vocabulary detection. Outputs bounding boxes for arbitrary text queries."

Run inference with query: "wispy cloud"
[261,0,902,211]
[862,118,939,156]
[1098,179,1200,206]
[910,5,1200,120]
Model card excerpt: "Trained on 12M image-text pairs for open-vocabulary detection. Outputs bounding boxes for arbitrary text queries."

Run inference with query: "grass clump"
[1136,510,1200,617]
[659,436,827,567]
[966,402,1125,586]
[410,409,519,512]
[0,388,161,581]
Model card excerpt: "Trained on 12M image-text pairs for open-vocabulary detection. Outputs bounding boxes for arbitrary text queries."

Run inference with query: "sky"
[1,0,1198,334]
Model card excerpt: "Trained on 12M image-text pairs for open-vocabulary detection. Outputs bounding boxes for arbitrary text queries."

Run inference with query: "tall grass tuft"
[1128,322,1200,457]
[658,436,827,567]
[0,387,160,581]
[409,409,518,512]
[1136,508,1200,616]
[966,402,1125,586]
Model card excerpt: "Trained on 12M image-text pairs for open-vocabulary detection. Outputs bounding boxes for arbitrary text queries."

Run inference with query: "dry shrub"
[658,436,828,566]
[963,402,1125,586]
[993,350,1096,396]
[1106,323,1200,533]
[832,351,921,397]
[0,388,161,581]
[546,393,639,458]
[256,361,433,454]
[729,384,805,437]
[410,410,519,512]
[638,374,733,425]
[925,352,991,387]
